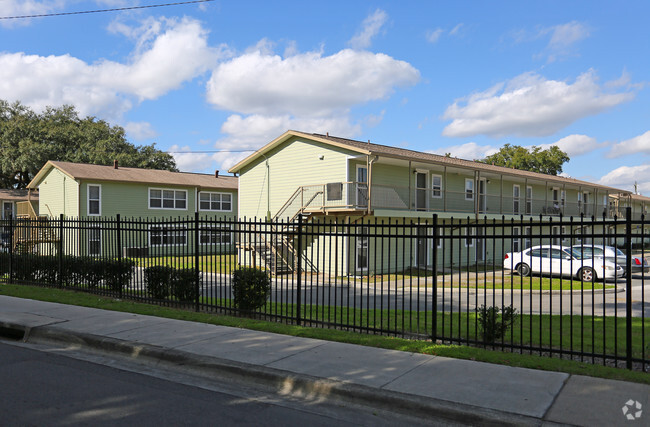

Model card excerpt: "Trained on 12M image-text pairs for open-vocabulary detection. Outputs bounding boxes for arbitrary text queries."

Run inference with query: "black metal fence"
[1,209,648,370]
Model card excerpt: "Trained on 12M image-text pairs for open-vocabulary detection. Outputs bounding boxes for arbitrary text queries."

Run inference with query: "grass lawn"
[2,282,646,385]
[128,254,238,274]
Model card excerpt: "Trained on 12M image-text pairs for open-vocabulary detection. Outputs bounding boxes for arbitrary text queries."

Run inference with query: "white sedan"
[503,245,624,281]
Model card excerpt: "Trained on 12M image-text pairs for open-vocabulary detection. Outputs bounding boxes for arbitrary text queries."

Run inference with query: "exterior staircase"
[12,201,59,254]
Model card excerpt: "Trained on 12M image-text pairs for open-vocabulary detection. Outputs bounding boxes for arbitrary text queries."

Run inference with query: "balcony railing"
[279,182,638,220]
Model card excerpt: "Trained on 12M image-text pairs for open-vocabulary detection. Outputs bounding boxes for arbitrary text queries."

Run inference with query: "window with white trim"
[513,185,520,214]
[149,225,187,246]
[526,186,533,215]
[524,226,532,249]
[512,227,520,253]
[465,178,474,200]
[431,175,442,198]
[149,189,187,210]
[88,225,101,256]
[199,226,232,245]
[464,226,474,247]
[88,184,101,216]
[199,192,232,212]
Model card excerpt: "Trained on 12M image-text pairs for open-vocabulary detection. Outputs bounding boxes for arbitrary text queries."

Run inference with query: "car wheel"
[517,263,531,277]
[579,267,594,282]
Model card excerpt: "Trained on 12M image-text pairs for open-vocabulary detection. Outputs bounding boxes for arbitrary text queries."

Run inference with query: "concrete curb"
[11,323,552,426]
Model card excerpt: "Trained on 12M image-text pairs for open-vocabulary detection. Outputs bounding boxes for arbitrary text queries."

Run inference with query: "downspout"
[408,161,412,210]
[367,155,378,214]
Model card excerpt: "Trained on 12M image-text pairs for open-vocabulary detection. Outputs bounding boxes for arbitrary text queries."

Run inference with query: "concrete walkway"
[0,295,647,426]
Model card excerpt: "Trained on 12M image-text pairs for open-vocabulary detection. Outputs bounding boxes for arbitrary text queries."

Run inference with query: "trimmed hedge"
[0,253,134,291]
[231,267,271,311]
[144,266,199,302]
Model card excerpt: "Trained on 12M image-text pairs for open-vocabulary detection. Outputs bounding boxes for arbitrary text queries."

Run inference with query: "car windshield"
[614,248,625,256]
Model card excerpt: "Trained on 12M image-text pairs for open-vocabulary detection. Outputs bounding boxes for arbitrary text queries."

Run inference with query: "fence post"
[194,212,200,312]
[431,214,438,342]
[296,214,303,326]
[116,214,123,298]
[8,214,14,283]
[625,207,633,369]
[58,214,64,288]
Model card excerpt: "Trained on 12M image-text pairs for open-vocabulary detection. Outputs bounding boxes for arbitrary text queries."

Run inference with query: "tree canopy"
[0,100,177,188]
[479,144,569,175]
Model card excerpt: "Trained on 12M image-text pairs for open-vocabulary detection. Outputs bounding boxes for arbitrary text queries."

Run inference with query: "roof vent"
[113,160,118,169]
[215,170,219,178]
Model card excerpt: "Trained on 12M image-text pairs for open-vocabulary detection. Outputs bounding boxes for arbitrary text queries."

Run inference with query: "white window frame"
[199,191,233,212]
[431,174,442,198]
[513,184,520,214]
[524,226,532,249]
[512,226,521,253]
[199,225,233,245]
[88,224,101,256]
[87,184,101,216]
[526,186,533,215]
[149,188,187,210]
[149,225,187,247]
[465,178,474,201]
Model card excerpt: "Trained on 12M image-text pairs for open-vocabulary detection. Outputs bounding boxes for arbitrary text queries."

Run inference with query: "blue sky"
[2,1,649,193]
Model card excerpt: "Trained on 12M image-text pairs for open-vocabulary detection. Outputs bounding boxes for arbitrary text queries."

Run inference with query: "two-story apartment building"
[230,130,650,275]
[27,160,238,256]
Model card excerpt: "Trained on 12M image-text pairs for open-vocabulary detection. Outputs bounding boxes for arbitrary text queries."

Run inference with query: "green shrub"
[144,266,174,299]
[104,259,135,292]
[477,305,518,344]
[171,268,199,302]
[231,267,270,311]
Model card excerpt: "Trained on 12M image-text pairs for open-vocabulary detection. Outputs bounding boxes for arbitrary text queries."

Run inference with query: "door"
[355,226,369,273]
[478,179,487,213]
[356,165,368,207]
[3,202,13,219]
[415,172,427,211]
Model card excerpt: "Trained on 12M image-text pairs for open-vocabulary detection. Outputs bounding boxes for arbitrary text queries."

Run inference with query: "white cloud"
[206,48,419,117]
[540,134,604,157]
[0,0,62,27]
[425,28,444,44]
[449,23,464,36]
[124,121,158,141]
[543,21,589,62]
[608,131,650,158]
[169,145,215,173]
[0,17,218,119]
[429,142,498,160]
[599,164,650,194]
[442,70,634,138]
[348,9,388,49]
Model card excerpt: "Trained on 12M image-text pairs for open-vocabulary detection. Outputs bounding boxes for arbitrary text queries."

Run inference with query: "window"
[149,225,187,246]
[149,189,187,210]
[465,178,474,200]
[464,227,474,247]
[88,184,101,216]
[513,185,520,214]
[199,192,232,212]
[512,227,520,253]
[524,226,532,249]
[431,175,442,198]
[88,225,101,256]
[526,186,532,215]
[200,226,232,245]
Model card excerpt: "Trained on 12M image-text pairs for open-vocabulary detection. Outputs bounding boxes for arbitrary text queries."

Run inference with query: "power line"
[0,0,215,20]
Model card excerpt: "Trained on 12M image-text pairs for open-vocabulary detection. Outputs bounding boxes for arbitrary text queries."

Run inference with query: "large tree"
[0,100,177,188]
[479,144,569,175]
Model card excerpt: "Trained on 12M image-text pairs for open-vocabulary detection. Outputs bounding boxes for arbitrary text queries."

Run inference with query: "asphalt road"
[0,340,433,426]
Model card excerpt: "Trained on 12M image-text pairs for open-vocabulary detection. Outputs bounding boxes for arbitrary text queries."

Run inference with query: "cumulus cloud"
[540,134,604,157]
[348,9,388,49]
[206,48,419,117]
[124,121,158,141]
[0,17,218,119]
[608,131,650,158]
[429,142,498,160]
[169,145,216,173]
[599,164,650,194]
[442,70,634,138]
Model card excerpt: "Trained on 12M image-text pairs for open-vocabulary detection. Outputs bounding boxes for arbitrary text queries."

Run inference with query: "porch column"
[500,174,503,215]
[474,170,479,220]
[443,166,448,212]
[408,160,412,210]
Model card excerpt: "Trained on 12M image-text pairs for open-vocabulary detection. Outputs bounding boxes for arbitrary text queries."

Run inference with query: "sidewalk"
[0,295,647,426]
